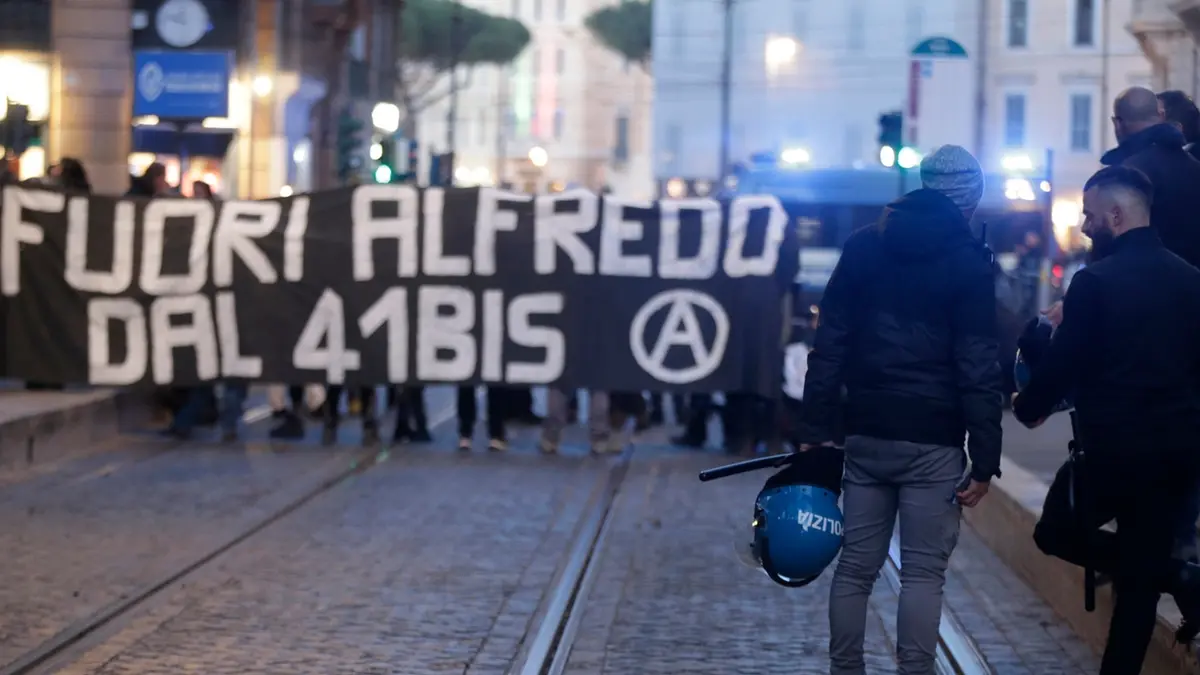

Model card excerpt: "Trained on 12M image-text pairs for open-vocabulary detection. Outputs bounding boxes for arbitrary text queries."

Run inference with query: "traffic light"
[0,102,41,158]
[877,111,903,150]
[373,136,396,183]
[336,110,365,183]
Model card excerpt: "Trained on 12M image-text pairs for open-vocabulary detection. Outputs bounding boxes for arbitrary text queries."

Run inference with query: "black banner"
[0,185,798,395]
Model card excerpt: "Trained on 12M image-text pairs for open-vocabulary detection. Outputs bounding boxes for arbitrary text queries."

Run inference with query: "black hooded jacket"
[801,189,1003,482]
[1101,123,1200,268]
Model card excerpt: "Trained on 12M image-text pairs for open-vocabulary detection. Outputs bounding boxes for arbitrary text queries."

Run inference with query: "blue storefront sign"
[133,50,231,120]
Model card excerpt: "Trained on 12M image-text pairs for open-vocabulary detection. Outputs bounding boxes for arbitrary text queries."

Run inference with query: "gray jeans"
[829,436,966,675]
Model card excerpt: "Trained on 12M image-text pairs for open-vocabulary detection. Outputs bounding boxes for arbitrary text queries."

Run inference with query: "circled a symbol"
[629,290,730,385]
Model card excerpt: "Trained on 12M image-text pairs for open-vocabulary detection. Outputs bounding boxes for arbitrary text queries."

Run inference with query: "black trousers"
[325,386,377,427]
[457,386,507,440]
[391,386,428,436]
[1034,444,1196,675]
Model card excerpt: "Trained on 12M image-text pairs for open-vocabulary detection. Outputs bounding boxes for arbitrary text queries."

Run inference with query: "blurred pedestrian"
[1102,87,1200,267]
[1158,90,1200,163]
[127,162,169,197]
[807,145,1002,675]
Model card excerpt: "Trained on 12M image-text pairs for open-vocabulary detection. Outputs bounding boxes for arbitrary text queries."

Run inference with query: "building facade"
[0,0,386,197]
[651,0,1153,246]
[652,0,980,180]
[409,0,654,198]
[987,0,1150,203]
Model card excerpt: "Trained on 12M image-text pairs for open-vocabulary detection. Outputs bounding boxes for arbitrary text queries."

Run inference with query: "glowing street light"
[764,36,799,71]
[252,75,273,98]
[372,102,401,134]
[529,146,549,168]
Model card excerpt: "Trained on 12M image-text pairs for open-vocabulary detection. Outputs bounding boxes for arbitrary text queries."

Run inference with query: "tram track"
[881,535,993,675]
[1,404,459,675]
[512,447,633,675]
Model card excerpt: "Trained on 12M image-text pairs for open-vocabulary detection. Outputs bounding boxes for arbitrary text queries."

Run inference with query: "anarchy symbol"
[630,290,730,385]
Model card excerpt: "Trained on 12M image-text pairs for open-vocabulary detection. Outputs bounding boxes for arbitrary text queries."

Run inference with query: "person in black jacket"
[1158,90,1200,164]
[1102,87,1200,267]
[806,145,1002,675]
[1014,166,1200,673]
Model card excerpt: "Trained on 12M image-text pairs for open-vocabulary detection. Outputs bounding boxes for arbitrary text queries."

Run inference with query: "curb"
[0,389,153,473]
[964,456,1197,674]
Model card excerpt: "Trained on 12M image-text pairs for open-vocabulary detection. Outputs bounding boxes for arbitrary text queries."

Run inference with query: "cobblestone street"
[0,413,1099,675]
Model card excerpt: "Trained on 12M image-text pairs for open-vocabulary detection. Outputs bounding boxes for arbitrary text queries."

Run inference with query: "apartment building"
[412,0,653,198]
[652,0,978,179]
[989,0,1150,211]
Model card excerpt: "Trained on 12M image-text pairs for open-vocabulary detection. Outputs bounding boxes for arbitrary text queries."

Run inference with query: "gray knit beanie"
[920,145,984,213]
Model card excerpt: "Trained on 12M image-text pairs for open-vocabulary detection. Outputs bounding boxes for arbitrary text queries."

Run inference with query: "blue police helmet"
[1014,315,1073,412]
[747,446,845,587]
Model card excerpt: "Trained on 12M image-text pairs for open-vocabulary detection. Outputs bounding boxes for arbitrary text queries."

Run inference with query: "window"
[615,112,630,163]
[478,111,487,145]
[554,108,564,140]
[556,0,565,21]
[846,1,865,51]
[1004,94,1026,147]
[533,0,541,21]
[1007,0,1027,48]
[1073,0,1095,47]
[556,48,565,74]
[905,2,924,51]
[1070,93,1093,151]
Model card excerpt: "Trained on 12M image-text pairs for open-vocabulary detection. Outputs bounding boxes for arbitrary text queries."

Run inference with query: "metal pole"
[447,0,463,183]
[718,0,733,184]
[495,65,508,185]
[973,0,989,165]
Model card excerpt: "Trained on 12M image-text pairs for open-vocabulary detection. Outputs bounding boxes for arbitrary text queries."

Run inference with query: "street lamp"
[764,36,798,73]
[529,146,549,168]
[372,102,401,134]
[252,75,273,98]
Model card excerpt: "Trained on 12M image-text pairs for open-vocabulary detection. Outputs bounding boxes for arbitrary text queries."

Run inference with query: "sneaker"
[539,439,558,454]
[488,438,508,452]
[220,429,238,443]
[458,437,473,451]
[411,428,433,443]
